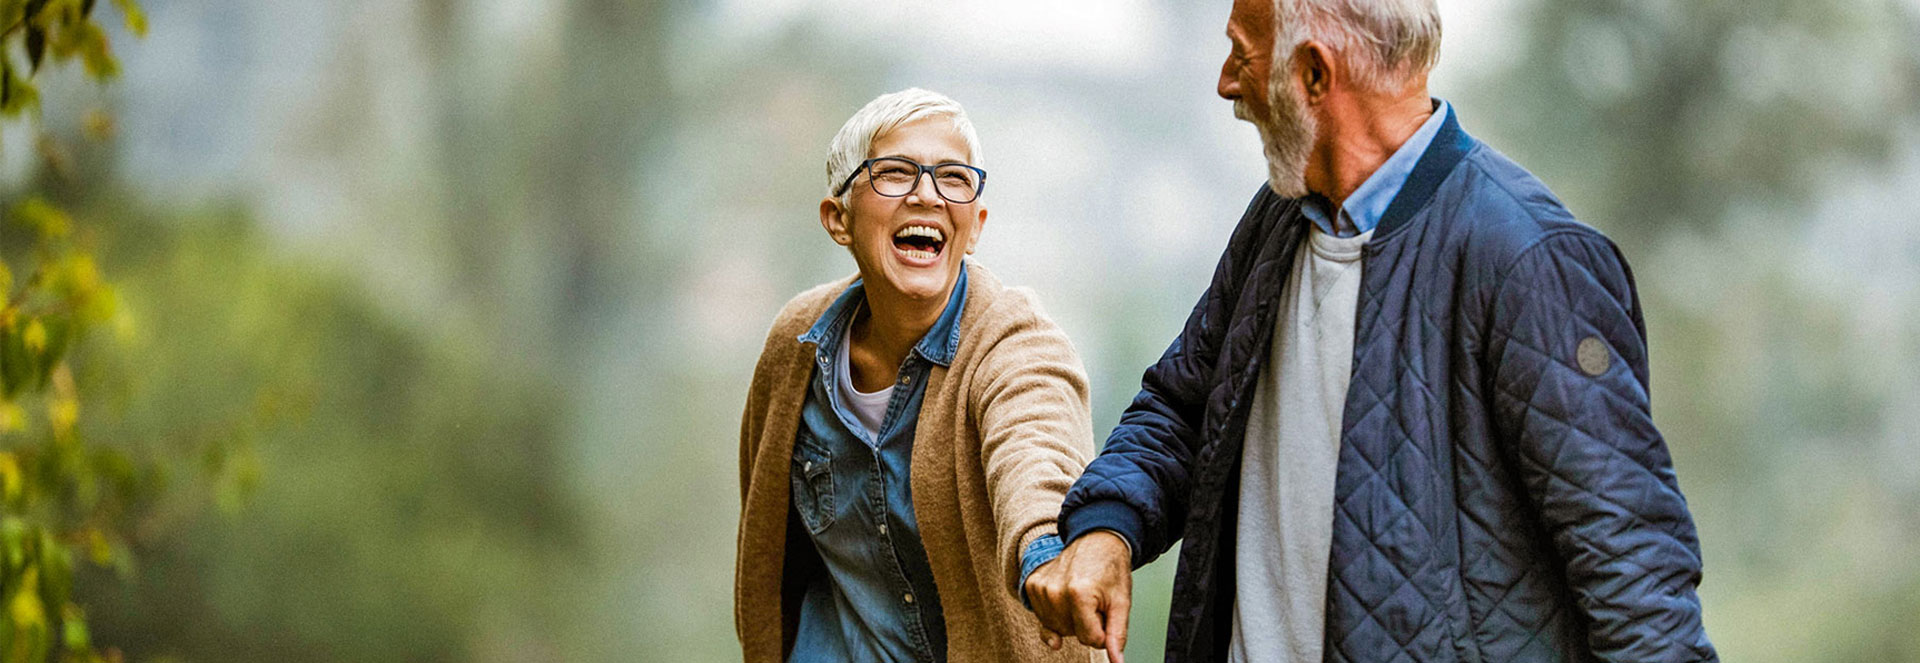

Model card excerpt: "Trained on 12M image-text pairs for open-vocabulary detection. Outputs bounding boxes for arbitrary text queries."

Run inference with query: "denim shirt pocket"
[790,432,836,534]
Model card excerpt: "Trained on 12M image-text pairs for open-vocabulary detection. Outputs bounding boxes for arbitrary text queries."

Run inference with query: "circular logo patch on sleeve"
[1577,336,1611,376]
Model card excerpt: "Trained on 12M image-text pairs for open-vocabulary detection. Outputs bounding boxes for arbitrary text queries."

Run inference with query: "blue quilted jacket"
[1059,107,1716,662]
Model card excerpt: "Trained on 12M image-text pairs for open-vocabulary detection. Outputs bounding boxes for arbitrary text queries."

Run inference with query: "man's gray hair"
[1274,0,1442,93]
[825,88,985,206]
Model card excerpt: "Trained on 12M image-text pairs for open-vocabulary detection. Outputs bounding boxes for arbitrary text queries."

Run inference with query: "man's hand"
[1024,530,1133,663]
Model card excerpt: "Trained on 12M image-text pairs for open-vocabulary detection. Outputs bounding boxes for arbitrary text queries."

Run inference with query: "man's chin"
[1262,155,1310,198]
[1251,119,1312,199]
[1265,169,1309,199]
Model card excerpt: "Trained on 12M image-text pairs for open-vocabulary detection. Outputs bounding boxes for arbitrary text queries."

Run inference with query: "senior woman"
[735,88,1103,663]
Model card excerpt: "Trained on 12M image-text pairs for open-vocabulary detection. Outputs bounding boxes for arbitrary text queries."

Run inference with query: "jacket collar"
[1372,99,1475,238]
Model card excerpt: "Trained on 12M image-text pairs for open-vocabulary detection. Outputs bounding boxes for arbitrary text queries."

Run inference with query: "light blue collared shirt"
[1299,99,1451,237]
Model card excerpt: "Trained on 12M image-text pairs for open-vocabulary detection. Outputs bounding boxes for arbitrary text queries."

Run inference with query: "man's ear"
[965,207,987,255]
[1296,40,1336,103]
[820,198,852,246]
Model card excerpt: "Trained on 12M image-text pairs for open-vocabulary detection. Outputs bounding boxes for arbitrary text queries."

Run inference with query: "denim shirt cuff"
[1016,533,1066,608]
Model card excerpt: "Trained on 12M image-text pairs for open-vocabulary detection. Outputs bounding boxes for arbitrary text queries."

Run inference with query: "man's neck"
[1309,91,1433,210]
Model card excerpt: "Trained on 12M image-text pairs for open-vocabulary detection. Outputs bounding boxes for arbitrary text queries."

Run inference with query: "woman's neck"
[846,283,949,392]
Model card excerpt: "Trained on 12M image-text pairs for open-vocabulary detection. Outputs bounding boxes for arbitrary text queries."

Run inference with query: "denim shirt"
[786,267,969,663]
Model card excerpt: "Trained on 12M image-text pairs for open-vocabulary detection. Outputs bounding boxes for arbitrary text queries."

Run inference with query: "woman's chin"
[871,268,955,304]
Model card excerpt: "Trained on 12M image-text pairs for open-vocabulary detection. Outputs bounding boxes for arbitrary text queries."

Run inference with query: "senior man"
[1020,1,1718,662]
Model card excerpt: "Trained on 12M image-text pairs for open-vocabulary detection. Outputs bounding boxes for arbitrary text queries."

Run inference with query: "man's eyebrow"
[1224,26,1247,53]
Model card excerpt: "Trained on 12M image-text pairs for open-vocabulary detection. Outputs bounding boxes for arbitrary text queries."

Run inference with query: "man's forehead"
[1228,0,1274,35]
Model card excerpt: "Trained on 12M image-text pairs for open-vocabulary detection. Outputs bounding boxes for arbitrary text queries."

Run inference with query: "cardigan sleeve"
[970,289,1097,601]
[739,313,792,505]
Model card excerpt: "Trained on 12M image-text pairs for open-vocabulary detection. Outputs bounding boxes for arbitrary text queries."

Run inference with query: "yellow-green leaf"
[9,568,44,627]
[47,394,77,436]
[60,604,88,650]
[0,402,23,434]
[11,198,70,239]
[112,0,145,37]
[0,452,18,501]
[22,319,46,353]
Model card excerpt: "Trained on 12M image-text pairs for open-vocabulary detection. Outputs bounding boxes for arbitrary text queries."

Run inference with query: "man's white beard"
[1236,69,1317,199]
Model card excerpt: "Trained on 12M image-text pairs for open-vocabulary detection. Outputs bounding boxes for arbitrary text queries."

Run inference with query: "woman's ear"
[966,207,987,255]
[820,197,852,246]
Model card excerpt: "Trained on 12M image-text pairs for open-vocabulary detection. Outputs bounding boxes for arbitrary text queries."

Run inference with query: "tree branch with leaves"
[0,1,149,661]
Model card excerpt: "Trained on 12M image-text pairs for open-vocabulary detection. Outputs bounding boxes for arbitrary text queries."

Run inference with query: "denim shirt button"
[903,593,914,604]
[878,523,888,536]
[900,374,912,385]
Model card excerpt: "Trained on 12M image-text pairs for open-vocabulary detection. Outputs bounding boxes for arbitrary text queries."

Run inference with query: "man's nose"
[1218,54,1241,100]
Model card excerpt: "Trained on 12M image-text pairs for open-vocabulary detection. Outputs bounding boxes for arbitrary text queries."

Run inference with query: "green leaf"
[0,328,26,398]
[12,198,72,238]
[9,568,45,628]
[21,320,45,355]
[0,68,37,118]
[75,22,119,79]
[59,604,88,651]
[110,0,142,37]
[0,518,24,568]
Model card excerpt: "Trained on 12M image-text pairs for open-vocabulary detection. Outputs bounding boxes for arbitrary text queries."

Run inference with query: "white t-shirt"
[836,319,894,442]
[1230,228,1371,663]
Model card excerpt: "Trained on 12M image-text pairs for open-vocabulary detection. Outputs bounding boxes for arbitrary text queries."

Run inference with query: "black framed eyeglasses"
[834,157,987,204]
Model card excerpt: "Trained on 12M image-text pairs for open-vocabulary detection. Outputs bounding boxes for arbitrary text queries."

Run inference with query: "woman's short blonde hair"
[824,88,985,206]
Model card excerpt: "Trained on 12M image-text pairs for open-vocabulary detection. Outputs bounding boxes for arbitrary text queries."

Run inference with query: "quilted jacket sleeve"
[1059,186,1275,565]
[1485,231,1717,661]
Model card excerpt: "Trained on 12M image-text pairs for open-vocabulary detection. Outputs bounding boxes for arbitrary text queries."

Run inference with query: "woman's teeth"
[893,225,946,260]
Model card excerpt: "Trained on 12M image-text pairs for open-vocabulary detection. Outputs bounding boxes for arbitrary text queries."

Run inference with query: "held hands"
[1023,531,1134,663]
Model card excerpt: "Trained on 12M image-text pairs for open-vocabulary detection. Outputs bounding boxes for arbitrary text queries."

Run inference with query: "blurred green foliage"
[59,200,584,662]
[0,1,161,660]
[3,92,592,663]
[1,0,1915,661]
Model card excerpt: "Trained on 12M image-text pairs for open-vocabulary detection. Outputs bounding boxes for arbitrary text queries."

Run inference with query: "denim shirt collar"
[1300,98,1452,237]
[798,262,969,368]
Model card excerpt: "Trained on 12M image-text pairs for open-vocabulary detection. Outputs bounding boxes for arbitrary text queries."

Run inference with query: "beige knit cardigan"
[735,262,1102,663]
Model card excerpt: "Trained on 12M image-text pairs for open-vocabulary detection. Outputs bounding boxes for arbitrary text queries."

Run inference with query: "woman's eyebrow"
[876,152,968,164]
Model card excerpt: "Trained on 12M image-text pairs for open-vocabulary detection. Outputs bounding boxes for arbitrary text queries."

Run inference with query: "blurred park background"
[0,0,1917,661]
